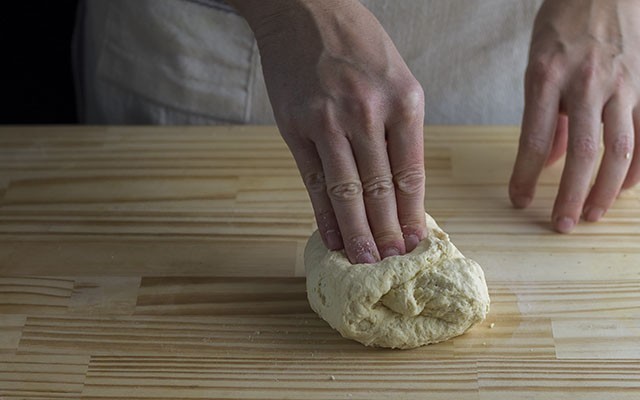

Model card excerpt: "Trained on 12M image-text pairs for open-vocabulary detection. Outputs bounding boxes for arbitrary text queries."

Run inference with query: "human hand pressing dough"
[305,213,489,349]
[229,0,427,263]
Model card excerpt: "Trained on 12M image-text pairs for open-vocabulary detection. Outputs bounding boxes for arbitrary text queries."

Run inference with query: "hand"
[509,0,640,232]
[229,0,427,263]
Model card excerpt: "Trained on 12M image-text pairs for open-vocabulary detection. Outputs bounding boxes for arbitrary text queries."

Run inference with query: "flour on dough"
[305,213,490,349]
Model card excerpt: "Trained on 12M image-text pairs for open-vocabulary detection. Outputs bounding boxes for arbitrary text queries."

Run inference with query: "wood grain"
[0,125,639,399]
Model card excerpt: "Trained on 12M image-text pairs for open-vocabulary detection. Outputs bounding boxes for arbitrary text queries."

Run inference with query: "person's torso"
[83,0,543,124]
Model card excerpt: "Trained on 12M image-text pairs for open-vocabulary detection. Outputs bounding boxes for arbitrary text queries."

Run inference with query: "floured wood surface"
[0,125,639,399]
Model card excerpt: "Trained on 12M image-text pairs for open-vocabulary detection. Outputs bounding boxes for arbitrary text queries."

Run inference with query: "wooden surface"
[0,125,639,399]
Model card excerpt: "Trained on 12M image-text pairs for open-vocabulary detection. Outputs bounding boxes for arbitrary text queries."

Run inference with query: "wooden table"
[0,125,638,399]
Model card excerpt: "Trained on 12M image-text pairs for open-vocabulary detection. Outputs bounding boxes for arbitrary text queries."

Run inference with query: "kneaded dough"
[305,213,490,349]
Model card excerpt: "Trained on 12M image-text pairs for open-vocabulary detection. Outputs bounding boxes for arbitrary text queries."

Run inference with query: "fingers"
[545,114,569,167]
[289,93,425,264]
[517,81,636,230]
[583,97,634,222]
[386,94,427,252]
[509,68,562,209]
[552,99,602,233]
[288,81,426,263]
[315,134,379,264]
[350,131,406,259]
[622,109,640,189]
[290,139,343,251]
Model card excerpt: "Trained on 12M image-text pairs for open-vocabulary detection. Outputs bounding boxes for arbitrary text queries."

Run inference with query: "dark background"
[1,1,80,124]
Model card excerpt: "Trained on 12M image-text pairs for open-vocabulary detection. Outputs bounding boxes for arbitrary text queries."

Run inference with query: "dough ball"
[304,213,490,349]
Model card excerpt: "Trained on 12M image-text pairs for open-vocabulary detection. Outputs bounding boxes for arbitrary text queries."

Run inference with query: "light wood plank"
[0,125,639,398]
[0,237,299,277]
[0,354,89,399]
[479,359,640,400]
[135,277,311,315]
[0,315,25,354]
[82,356,479,399]
[552,319,640,359]
[0,277,73,314]
[69,277,141,316]
[17,315,456,358]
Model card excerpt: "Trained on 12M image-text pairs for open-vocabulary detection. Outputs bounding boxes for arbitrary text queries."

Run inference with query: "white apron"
[75,0,543,125]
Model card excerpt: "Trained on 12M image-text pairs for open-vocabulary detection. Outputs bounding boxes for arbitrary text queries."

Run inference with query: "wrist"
[226,0,360,40]
[226,0,293,28]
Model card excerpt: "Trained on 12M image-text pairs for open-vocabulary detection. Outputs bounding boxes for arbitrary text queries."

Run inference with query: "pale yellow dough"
[304,213,490,349]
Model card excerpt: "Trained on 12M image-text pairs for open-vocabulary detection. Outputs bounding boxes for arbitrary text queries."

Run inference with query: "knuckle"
[571,54,606,96]
[318,113,342,137]
[327,181,363,202]
[396,82,425,120]
[527,58,562,87]
[307,113,343,145]
[360,107,379,137]
[612,67,627,90]
[520,134,551,158]
[362,175,395,199]
[608,134,634,158]
[303,171,327,194]
[394,167,425,195]
[346,98,381,137]
[570,136,600,159]
[578,59,599,86]
[578,50,604,85]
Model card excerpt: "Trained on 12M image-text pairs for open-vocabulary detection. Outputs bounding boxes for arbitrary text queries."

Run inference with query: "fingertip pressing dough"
[304,213,490,349]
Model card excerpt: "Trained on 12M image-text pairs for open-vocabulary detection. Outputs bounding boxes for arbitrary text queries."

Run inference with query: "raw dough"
[305,213,490,349]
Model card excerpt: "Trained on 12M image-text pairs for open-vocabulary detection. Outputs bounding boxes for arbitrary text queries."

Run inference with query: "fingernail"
[555,217,575,233]
[512,195,532,209]
[325,230,343,250]
[584,207,604,222]
[405,234,420,252]
[381,246,401,259]
[356,252,377,264]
